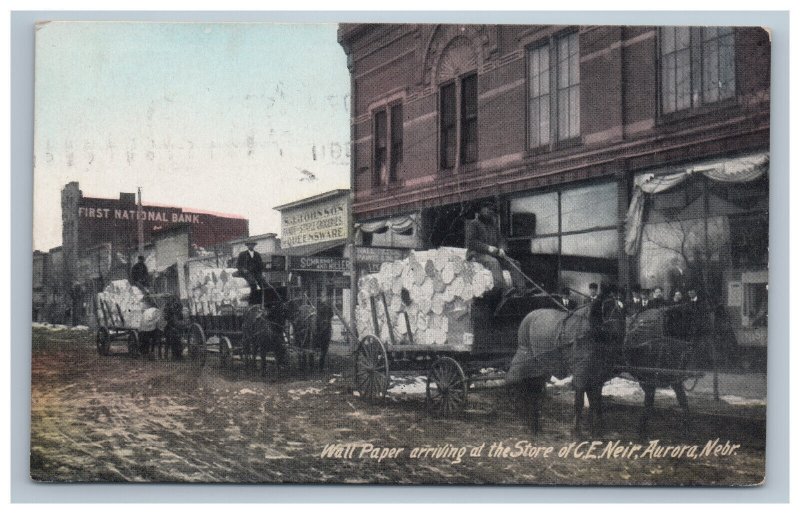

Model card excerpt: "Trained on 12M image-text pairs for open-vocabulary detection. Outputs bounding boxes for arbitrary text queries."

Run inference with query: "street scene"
[31,324,765,484]
[31,22,770,485]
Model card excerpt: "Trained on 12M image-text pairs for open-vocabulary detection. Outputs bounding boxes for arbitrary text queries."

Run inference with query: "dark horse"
[241,303,288,377]
[620,305,708,437]
[506,295,625,437]
[284,297,333,371]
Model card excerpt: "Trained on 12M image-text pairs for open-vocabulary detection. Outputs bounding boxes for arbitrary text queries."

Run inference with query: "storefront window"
[510,181,619,287]
[560,183,617,232]
[510,191,558,237]
[562,229,617,259]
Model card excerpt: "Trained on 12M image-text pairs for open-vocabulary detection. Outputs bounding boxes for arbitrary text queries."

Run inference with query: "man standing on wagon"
[237,240,265,305]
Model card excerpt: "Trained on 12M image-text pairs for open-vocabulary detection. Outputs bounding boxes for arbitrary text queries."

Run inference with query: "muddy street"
[30,325,765,485]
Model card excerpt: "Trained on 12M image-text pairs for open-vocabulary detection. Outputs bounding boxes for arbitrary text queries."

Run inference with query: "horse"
[284,298,333,371]
[618,304,710,437]
[506,295,625,437]
[241,304,288,377]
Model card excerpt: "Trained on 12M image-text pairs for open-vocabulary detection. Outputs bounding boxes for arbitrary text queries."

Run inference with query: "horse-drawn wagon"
[93,280,180,358]
[183,266,330,373]
[351,247,561,417]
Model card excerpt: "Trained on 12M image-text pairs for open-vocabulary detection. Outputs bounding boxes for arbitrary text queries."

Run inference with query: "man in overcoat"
[465,199,525,293]
[237,241,265,305]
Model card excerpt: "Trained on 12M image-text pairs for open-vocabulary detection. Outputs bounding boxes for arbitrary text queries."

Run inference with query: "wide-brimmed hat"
[245,240,257,246]
[479,199,498,210]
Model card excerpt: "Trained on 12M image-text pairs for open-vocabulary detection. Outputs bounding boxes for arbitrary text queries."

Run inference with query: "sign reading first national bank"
[78,206,203,224]
[280,194,349,249]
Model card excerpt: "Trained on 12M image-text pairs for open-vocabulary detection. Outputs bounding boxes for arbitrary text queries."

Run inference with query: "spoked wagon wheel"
[127,330,140,358]
[426,356,468,418]
[96,326,110,356]
[353,334,389,402]
[219,336,233,369]
[187,323,207,367]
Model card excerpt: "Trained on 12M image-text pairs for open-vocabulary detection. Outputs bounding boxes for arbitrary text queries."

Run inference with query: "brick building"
[338,24,770,355]
[46,182,250,324]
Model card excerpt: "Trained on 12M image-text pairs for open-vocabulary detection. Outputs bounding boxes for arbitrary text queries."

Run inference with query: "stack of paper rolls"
[185,268,251,317]
[96,279,154,329]
[355,248,493,346]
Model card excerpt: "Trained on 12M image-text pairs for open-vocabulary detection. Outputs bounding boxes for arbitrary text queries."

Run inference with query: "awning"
[624,152,768,256]
[355,213,417,235]
[280,238,347,257]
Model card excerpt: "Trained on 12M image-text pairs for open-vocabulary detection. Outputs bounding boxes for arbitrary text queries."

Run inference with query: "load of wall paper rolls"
[95,280,162,331]
[355,248,495,346]
[186,268,252,317]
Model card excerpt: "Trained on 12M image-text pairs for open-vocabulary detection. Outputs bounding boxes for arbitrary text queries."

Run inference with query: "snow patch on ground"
[287,387,322,396]
[720,395,766,407]
[388,375,428,395]
[32,323,89,331]
[238,388,257,395]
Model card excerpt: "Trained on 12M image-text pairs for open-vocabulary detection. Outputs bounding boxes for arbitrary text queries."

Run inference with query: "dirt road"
[30,326,765,485]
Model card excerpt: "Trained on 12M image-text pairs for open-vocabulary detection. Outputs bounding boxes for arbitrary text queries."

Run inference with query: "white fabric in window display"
[357,214,417,235]
[624,153,768,256]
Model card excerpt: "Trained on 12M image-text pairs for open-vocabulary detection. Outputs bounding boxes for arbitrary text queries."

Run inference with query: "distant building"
[35,182,251,325]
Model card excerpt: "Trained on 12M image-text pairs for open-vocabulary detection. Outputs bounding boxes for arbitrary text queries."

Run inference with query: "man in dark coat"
[465,200,524,292]
[648,286,667,309]
[237,241,265,305]
[130,255,150,289]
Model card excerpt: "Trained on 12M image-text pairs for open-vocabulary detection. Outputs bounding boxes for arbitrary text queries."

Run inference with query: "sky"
[32,21,351,251]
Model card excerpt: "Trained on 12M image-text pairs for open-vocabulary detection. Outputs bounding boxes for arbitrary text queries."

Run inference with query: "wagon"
[94,290,177,358]
[353,288,562,417]
[184,288,325,370]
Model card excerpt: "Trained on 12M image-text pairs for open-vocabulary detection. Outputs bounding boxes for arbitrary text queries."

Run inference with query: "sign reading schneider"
[281,198,348,249]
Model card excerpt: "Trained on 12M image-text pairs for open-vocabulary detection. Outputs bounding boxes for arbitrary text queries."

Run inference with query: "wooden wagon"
[353,292,561,417]
[94,291,177,358]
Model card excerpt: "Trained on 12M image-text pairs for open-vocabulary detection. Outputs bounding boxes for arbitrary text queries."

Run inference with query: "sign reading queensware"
[280,195,349,249]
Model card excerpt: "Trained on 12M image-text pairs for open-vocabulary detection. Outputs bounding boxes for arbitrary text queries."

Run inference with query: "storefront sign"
[289,256,350,272]
[280,195,349,249]
[79,206,202,224]
[355,246,409,273]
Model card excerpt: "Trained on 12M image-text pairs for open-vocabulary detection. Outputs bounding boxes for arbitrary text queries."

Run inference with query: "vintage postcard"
[31,21,769,485]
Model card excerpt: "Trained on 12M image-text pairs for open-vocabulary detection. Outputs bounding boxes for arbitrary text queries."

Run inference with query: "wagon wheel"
[187,323,207,367]
[353,334,389,402]
[127,330,140,358]
[96,326,111,356]
[219,336,233,369]
[426,356,468,418]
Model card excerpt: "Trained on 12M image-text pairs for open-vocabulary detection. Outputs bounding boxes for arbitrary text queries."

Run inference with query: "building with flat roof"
[338,23,770,358]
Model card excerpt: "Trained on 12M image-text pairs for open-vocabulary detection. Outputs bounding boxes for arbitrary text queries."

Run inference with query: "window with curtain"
[460,74,478,164]
[440,82,457,169]
[527,44,550,148]
[660,26,736,115]
[527,31,580,150]
[439,73,477,170]
[389,104,403,183]
[373,103,403,187]
[373,110,387,187]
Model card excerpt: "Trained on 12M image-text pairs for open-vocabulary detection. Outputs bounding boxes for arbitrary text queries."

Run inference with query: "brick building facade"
[338,24,770,355]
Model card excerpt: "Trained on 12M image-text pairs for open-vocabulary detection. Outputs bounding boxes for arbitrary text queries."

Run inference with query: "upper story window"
[440,73,478,170]
[372,103,403,188]
[527,31,580,150]
[660,26,736,115]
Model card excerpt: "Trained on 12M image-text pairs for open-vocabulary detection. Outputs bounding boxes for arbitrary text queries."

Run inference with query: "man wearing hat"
[237,240,265,305]
[130,255,150,290]
[465,199,524,294]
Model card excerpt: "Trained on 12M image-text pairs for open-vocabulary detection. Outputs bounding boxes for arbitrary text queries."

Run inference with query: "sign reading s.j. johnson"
[280,196,349,249]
